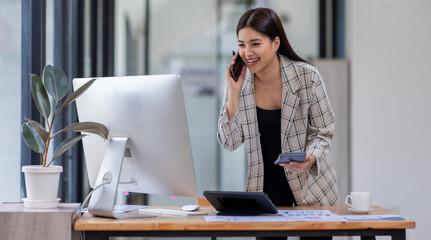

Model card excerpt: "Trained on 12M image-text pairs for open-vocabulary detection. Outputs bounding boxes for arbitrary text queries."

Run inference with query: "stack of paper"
[204,210,406,222]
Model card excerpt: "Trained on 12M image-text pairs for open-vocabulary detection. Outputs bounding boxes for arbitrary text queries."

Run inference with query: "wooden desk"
[74,205,415,240]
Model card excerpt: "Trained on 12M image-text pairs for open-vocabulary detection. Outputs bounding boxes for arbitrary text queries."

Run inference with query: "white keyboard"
[114,212,156,219]
[114,204,148,212]
[138,208,207,216]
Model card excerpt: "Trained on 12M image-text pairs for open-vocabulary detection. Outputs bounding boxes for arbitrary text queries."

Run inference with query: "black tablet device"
[203,190,278,216]
[274,152,306,165]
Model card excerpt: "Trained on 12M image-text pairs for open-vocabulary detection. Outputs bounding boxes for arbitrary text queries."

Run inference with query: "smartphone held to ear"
[230,51,244,81]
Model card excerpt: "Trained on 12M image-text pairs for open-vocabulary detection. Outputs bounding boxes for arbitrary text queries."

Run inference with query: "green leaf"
[25,118,49,143]
[30,74,51,119]
[58,79,96,113]
[42,64,69,100]
[21,122,46,153]
[51,134,86,163]
[61,122,109,139]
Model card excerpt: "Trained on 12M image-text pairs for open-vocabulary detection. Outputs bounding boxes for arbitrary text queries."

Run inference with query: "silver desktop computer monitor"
[73,74,197,218]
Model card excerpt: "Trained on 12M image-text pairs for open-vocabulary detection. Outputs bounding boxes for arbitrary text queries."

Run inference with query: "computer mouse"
[182,204,200,212]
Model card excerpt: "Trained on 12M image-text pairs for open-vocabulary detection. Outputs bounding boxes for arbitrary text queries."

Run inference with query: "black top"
[256,106,296,206]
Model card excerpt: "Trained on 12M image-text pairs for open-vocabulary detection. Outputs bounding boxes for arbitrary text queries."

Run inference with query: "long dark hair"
[236,8,307,63]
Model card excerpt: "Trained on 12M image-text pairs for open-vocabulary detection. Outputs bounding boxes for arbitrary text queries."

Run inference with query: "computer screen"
[73,74,197,218]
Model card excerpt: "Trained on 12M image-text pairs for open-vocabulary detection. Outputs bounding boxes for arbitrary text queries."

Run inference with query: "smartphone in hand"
[274,152,306,165]
[230,51,244,81]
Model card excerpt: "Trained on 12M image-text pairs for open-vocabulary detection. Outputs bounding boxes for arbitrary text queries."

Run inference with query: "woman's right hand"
[225,54,246,120]
[225,54,246,94]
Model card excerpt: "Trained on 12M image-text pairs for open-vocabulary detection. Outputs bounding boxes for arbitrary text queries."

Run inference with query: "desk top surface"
[74,205,415,232]
[0,203,80,213]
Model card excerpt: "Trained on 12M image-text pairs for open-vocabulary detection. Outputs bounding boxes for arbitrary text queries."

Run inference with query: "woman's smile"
[246,57,260,66]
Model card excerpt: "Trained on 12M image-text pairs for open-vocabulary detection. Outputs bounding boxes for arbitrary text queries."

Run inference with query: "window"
[0,0,21,202]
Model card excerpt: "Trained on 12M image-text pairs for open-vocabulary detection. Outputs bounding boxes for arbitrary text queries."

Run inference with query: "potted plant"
[21,64,108,208]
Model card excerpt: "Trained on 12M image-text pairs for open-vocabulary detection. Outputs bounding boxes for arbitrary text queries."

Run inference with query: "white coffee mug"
[345,192,372,210]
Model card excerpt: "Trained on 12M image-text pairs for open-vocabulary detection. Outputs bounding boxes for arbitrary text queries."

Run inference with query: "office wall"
[346,0,431,239]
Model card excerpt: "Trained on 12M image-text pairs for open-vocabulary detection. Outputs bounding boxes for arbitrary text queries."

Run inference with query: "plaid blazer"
[217,55,339,206]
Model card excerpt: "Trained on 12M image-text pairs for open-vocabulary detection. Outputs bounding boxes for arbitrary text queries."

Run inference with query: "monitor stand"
[88,137,155,219]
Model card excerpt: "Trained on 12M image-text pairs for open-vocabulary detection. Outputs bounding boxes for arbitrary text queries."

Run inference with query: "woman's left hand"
[279,154,316,174]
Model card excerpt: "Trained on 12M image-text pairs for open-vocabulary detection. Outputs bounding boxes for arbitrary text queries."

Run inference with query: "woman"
[217,8,339,240]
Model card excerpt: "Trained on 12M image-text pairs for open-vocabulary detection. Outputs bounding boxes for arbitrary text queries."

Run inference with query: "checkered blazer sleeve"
[217,86,244,151]
[306,69,335,175]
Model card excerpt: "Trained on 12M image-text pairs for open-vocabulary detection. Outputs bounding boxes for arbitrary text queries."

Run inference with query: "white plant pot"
[22,165,63,208]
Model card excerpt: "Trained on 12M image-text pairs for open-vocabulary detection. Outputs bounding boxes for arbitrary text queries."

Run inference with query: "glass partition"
[113,0,319,206]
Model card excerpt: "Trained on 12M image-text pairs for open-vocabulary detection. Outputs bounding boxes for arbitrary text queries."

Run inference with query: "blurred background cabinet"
[0,203,80,240]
